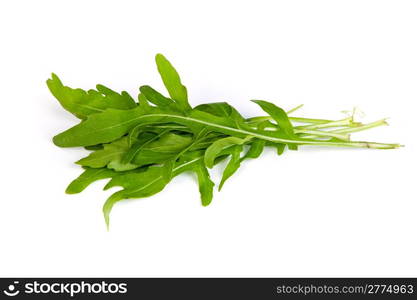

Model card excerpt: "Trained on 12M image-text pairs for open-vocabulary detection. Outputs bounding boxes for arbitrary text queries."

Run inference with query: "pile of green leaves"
[48,54,400,228]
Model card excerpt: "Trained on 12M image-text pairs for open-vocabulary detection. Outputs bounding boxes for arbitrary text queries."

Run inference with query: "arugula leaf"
[96,84,136,106]
[178,154,215,206]
[66,167,118,194]
[252,100,298,150]
[139,85,176,108]
[138,93,151,109]
[103,149,218,228]
[53,107,143,147]
[251,100,295,137]
[127,123,149,147]
[47,74,136,119]
[131,133,193,167]
[219,145,243,191]
[135,131,193,154]
[103,166,169,228]
[255,120,287,154]
[161,128,209,181]
[194,161,215,206]
[155,54,191,111]
[122,129,169,164]
[194,102,245,121]
[204,136,251,168]
[242,139,265,160]
[76,137,139,171]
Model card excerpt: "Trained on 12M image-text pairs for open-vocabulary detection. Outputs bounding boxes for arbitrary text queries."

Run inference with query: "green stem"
[149,113,400,149]
[287,104,304,114]
[246,116,333,125]
[246,118,350,140]
[294,129,350,141]
[295,117,359,130]
[331,119,388,134]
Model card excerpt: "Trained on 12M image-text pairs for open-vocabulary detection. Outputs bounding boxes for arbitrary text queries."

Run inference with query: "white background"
[0,0,416,277]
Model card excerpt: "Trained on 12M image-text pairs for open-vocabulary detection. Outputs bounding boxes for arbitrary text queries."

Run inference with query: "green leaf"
[251,100,295,137]
[122,130,169,164]
[155,54,191,111]
[107,160,139,172]
[103,154,205,228]
[65,167,118,194]
[194,161,215,206]
[53,107,144,147]
[219,145,243,191]
[161,128,209,181]
[131,151,180,167]
[103,166,169,229]
[138,131,192,153]
[204,136,250,168]
[96,84,136,106]
[257,120,286,155]
[127,123,149,147]
[275,143,286,155]
[171,156,215,206]
[252,100,298,150]
[139,85,176,108]
[138,93,151,109]
[128,132,193,167]
[242,139,265,160]
[194,102,245,122]
[47,74,136,119]
[241,120,269,160]
[76,137,139,171]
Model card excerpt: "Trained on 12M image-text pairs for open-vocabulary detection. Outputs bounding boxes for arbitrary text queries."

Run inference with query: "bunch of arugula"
[48,54,400,228]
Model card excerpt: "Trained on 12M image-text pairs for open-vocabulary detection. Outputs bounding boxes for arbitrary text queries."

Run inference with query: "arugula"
[48,53,401,229]
[76,136,139,171]
[47,74,136,119]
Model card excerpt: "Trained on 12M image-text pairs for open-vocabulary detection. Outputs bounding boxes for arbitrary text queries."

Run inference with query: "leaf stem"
[295,117,359,130]
[331,119,388,134]
[294,129,350,141]
[286,104,304,114]
[247,116,333,125]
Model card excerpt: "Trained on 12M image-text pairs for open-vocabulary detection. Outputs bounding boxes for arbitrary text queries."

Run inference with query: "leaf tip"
[103,180,113,190]
[202,200,212,207]
[74,158,84,166]
[46,73,62,88]
[52,134,64,147]
[65,186,77,194]
[155,53,165,61]
[203,154,214,169]
[103,206,111,231]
